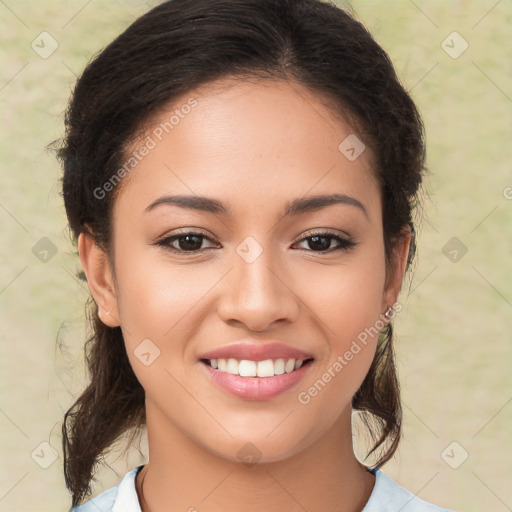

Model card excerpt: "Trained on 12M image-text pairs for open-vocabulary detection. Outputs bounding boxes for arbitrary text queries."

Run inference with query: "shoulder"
[68,465,144,512]
[363,469,454,512]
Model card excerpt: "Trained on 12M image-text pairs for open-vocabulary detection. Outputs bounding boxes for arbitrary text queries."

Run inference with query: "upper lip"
[199,341,314,362]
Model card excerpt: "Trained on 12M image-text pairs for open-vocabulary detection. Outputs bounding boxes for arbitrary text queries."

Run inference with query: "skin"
[79,78,411,512]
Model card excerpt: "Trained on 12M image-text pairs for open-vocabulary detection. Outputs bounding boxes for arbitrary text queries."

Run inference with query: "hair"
[58,0,426,506]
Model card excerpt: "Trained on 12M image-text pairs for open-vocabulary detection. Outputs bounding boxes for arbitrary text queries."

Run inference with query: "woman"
[58,0,453,510]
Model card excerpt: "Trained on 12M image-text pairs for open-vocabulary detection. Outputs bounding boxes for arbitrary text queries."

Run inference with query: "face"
[81,78,407,464]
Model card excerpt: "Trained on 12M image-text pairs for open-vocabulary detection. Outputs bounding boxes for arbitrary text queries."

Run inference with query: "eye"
[154,231,218,253]
[294,230,356,253]
[154,229,356,255]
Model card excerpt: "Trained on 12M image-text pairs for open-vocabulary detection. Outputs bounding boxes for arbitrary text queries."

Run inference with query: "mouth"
[199,357,315,401]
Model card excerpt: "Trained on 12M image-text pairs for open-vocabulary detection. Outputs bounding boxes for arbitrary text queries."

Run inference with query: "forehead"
[114,78,380,219]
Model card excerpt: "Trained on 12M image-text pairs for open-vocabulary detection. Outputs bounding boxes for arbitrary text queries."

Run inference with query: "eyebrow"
[145,193,368,219]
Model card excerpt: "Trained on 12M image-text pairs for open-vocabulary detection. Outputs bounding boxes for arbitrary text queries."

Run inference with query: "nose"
[216,239,300,332]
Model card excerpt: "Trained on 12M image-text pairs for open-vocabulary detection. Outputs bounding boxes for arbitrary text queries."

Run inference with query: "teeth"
[257,359,274,377]
[239,359,257,377]
[274,358,285,375]
[208,357,308,377]
[227,358,239,375]
[284,358,295,373]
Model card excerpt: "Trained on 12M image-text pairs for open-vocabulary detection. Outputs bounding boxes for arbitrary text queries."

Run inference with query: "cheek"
[113,250,215,402]
[114,246,215,340]
[300,247,387,346]
[292,244,387,405]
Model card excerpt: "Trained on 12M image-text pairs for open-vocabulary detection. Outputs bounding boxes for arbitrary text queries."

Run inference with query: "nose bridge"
[217,234,299,330]
[234,234,284,300]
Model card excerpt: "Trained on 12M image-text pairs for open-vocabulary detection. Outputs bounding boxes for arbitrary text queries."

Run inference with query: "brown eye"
[295,231,356,253]
[155,231,218,253]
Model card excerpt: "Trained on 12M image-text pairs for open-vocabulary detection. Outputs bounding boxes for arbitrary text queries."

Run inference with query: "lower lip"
[200,360,313,401]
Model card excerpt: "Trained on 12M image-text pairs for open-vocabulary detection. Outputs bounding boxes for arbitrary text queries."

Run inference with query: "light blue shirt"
[70,465,454,511]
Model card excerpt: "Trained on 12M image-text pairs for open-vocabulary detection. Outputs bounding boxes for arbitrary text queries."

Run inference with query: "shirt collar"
[112,465,144,512]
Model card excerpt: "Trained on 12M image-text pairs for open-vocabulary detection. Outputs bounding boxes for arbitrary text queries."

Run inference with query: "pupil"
[309,235,330,251]
[181,235,202,251]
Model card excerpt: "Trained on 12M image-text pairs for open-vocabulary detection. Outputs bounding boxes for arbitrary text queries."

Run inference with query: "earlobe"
[382,225,412,314]
[77,231,120,328]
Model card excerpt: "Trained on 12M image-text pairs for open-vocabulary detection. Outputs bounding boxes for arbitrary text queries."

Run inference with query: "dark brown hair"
[58,0,425,506]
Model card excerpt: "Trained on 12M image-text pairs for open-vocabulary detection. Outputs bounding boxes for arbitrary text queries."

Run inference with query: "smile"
[200,357,315,400]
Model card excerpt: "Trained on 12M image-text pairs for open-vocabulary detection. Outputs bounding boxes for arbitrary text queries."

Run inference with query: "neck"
[136,402,375,512]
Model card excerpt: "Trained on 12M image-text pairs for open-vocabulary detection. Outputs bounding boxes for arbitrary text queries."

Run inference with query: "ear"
[78,230,120,327]
[381,225,412,314]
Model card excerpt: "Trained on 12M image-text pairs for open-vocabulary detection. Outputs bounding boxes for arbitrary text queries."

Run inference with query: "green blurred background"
[1,1,511,511]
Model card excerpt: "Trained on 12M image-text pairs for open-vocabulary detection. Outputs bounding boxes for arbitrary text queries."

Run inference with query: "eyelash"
[154,229,356,255]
